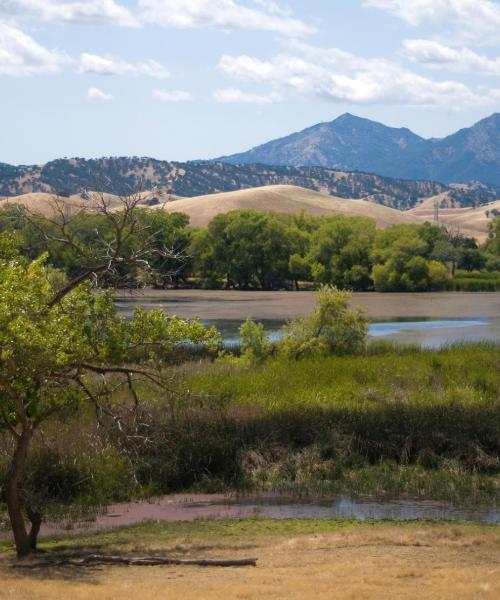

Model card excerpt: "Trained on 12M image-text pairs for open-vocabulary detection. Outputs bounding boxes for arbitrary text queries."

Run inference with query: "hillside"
[220,113,500,186]
[1,185,496,241]
[409,199,500,242]
[0,156,496,211]
[158,185,416,229]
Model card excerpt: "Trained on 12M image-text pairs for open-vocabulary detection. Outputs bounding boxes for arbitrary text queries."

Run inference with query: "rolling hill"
[220,113,500,186]
[158,185,416,229]
[1,157,498,211]
[1,185,496,241]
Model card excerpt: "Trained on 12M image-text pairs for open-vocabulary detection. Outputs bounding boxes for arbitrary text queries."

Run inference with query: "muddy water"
[115,291,500,347]
[26,494,499,540]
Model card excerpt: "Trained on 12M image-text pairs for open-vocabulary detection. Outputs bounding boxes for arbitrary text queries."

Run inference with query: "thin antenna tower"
[434,199,439,225]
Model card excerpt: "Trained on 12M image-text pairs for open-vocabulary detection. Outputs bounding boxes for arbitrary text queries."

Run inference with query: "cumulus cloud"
[213,87,281,103]
[0,0,138,27]
[0,22,69,76]
[152,89,193,101]
[79,53,169,78]
[403,39,500,75]
[87,86,113,100]
[139,0,313,37]
[364,0,500,43]
[218,42,498,108]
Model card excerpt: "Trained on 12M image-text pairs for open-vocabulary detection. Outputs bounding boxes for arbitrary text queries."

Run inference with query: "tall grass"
[1,343,499,512]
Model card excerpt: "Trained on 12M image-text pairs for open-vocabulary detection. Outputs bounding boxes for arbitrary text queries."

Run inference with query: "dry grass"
[2,185,497,241]
[409,197,500,242]
[1,521,499,599]
[158,185,417,229]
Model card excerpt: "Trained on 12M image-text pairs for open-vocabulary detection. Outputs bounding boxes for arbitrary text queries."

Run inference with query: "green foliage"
[191,210,304,290]
[0,205,495,292]
[0,243,219,458]
[238,319,271,365]
[307,216,376,290]
[371,225,452,291]
[279,286,368,358]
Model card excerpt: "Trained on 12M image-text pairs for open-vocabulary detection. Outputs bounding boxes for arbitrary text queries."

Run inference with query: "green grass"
[1,343,499,519]
[3,517,499,556]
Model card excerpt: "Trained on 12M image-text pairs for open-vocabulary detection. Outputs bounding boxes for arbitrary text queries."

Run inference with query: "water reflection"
[201,318,493,349]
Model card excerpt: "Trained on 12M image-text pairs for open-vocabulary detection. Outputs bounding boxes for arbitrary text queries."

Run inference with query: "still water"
[115,291,500,348]
[202,317,494,348]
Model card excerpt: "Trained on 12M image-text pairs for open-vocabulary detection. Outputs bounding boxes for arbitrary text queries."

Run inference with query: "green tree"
[0,193,219,558]
[307,216,376,290]
[371,225,450,291]
[191,210,301,289]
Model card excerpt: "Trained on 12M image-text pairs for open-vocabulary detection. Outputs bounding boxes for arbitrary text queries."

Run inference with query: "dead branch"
[13,554,258,568]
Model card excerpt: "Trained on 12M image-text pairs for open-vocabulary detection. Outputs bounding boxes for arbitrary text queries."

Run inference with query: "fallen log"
[13,554,258,569]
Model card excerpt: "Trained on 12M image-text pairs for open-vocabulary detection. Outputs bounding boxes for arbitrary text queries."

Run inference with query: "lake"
[115,290,500,347]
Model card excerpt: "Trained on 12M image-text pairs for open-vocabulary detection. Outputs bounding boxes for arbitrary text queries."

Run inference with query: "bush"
[279,286,368,358]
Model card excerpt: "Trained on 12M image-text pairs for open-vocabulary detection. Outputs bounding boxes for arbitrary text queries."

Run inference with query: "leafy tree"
[371,225,450,291]
[307,216,376,290]
[0,191,220,558]
[288,254,311,290]
[191,210,301,289]
[279,286,368,359]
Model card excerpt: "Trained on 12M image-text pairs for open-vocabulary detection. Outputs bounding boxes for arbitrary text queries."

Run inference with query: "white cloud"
[213,87,281,103]
[218,42,498,108]
[364,0,500,43]
[0,22,69,76]
[152,89,193,101]
[0,0,138,27]
[87,86,113,100]
[79,53,169,78]
[403,39,500,75]
[139,0,313,37]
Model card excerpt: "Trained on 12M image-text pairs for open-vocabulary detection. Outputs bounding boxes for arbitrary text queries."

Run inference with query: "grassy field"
[1,519,499,599]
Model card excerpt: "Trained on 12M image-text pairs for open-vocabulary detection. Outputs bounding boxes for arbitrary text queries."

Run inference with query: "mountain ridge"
[219,113,500,186]
[0,156,498,211]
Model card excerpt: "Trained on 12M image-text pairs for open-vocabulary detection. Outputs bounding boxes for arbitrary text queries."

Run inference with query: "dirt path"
[1,524,499,599]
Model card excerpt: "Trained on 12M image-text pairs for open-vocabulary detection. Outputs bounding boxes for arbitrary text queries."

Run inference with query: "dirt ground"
[1,522,499,600]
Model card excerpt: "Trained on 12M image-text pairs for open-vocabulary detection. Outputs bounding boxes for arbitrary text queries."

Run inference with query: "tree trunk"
[5,428,33,557]
[26,504,42,551]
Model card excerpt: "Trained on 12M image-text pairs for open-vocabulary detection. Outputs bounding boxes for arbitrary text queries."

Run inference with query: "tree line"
[0,203,499,292]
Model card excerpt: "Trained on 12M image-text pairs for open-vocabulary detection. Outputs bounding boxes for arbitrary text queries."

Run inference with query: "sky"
[1,0,500,165]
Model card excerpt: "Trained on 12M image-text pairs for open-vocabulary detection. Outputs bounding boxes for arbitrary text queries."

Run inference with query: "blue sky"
[1,0,500,164]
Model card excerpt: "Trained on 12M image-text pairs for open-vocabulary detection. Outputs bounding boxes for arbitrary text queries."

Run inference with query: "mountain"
[0,156,498,211]
[219,113,500,186]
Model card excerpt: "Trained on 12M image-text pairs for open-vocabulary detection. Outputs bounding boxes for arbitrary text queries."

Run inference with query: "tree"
[279,286,368,359]
[307,216,376,290]
[371,225,450,292]
[191,210,301,290]
[0,192,219,557]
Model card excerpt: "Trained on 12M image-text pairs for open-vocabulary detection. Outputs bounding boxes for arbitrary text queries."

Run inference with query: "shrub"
[279,286,368,358]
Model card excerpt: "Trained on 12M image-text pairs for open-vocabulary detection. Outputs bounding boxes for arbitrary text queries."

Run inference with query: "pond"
[115,291,500,347]
[30,494,500,538]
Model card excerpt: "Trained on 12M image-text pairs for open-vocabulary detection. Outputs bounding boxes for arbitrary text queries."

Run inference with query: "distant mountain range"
[1,157,499,211]
[219,113,500,186]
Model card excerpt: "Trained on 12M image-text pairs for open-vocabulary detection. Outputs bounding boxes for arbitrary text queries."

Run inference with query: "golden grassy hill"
[0,191,167,218]
[158,185,417,229]
[1,185,497,241]
[409,198,500,242]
